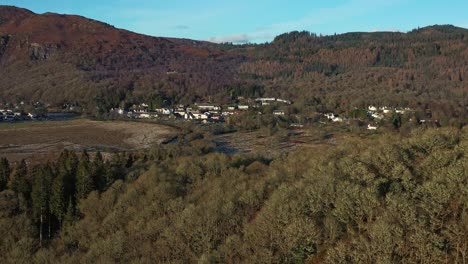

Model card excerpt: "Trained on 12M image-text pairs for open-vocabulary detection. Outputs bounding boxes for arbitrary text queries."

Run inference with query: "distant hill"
[0,6,466,122]
[0,6,242,106]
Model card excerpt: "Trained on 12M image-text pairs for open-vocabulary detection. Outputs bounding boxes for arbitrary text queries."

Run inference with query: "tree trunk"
[48,213,51,239]
[39,210,43,248]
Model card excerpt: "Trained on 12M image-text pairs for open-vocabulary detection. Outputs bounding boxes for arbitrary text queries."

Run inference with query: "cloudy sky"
[2,0,468,43]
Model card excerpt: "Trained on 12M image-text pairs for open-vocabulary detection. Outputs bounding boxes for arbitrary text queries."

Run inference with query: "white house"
[238,105,249,110]
[372,113,384,120]
[380,107,392,114]
[197,103,221,111]
[367,124,378,130]
[140,113,151,119]
[273,110,285,116]
[117,108,126,115]
[332,117,343,122]
[256,98,276,102]
[324,113,335,119]
[156,108,172,115]
[187,111,210,120]
[368,105,377,112]
[276,99,292,104]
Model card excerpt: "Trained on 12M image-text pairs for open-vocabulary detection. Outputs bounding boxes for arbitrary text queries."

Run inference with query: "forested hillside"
[0,127,466,263]
[0,6,467,123]
[241,27,467,117]
[0,6,242,106]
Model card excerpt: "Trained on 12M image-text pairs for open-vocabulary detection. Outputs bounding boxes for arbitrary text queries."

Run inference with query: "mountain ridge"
[0,6,466,123]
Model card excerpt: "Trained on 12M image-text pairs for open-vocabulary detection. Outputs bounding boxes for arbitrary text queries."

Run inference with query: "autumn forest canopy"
[0,127,466,263]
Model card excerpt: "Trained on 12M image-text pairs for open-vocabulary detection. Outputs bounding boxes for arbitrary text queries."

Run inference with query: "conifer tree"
[75,151,94,200]
[63,198,76,228]
[50,171,66,224]
[125,153,134,168]
[0,157,10,191]
[92,151,106,191]
[31,165,53,247]
[11,159,31,200]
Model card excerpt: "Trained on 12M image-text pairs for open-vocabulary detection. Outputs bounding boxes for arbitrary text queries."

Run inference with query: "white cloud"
[208,31,276,44]
[208,34,250,44]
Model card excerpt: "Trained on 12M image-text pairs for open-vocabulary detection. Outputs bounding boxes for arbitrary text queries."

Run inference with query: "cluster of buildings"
[324,113,344,123]
[367,105,412,120]
[0,109,39,121]
[322,105,414,130]
[0,101,77,122]
[110,97,292,123]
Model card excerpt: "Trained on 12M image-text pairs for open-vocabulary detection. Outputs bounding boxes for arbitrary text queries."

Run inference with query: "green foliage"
[31,164,54,246]
[10,160,31,201]
[392,113,402,129]
[50,171,67,224]
[75,151,94,200]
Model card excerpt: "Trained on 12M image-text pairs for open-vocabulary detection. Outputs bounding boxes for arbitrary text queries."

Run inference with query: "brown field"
[212,126,354,156]
[0,119,178,162]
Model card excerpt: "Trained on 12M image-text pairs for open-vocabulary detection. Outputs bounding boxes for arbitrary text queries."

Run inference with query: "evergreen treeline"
[0,127,466,263]
[0,149,130,250]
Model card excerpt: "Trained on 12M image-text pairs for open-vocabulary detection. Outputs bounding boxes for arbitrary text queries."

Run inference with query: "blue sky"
[2,0,468,43]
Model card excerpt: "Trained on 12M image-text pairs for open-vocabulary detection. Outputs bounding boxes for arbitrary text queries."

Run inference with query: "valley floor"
[0,119,177,162]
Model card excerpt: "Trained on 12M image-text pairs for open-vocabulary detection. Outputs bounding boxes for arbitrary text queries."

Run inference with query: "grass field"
[0,119,178,162]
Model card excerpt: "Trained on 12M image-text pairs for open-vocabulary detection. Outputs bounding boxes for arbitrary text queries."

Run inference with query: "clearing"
[0,119,178,161]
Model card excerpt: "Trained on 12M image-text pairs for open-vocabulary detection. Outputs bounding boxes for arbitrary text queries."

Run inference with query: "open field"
[212,126,366,156]
[0,119,178,162]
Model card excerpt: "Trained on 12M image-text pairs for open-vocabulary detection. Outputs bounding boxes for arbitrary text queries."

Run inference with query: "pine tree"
[104,162,116,189]
[92,151,106,191]
[31,165,53,247]
[0,157,10,191]
[57,149,79,204]
[57,149,78,177]
[11,159,31,200]
[75,151,94,200]
[126,153,134,168]
[63,198,76,228]
[50,171,66,225]
[392,113,402,129]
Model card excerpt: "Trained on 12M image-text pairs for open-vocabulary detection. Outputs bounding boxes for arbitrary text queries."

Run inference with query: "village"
[323,105,415,130]
[0,101,77,122]
[108,97,422,131]
[1,97,431,131]
[0,102,43,121]
[108,97,292,123]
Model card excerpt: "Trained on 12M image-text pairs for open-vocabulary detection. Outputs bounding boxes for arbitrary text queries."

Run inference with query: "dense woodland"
[0,127,466,263]
[0,6,466,125]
